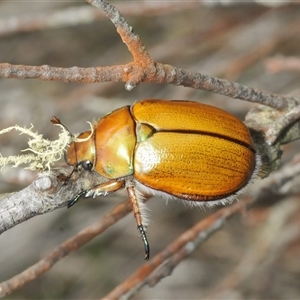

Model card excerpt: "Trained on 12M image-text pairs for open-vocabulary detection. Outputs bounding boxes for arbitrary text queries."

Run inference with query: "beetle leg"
[85,180,125,198]
[127,186,150,260]
[68,190,87,208]
[68,180,125,208]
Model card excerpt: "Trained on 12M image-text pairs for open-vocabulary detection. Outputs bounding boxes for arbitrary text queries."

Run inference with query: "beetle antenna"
[51,116,73,137]
[51,117,94,143]
[61,162,81,186]
[69,162,80,177]
[74,122,94,143]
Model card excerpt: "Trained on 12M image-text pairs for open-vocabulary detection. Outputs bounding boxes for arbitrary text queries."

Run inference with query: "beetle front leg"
[85,180,125,198]
[68,180,125,208]
[127,186,150,260]
[68,190,87,208]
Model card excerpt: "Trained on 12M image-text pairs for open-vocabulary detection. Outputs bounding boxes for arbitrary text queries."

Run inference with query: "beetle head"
[65,130,95,171]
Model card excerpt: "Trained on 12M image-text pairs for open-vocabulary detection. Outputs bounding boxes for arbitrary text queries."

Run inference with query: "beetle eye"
[81,160,93,171]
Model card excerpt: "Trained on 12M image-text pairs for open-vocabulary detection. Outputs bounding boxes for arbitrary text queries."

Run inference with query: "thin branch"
[0,198,133,298]
[0,0,298,110]
[86,0,153,64]
[206,196,300,299]
[265,55,300,74]
[104,197,254,300]
[0,62,298,111]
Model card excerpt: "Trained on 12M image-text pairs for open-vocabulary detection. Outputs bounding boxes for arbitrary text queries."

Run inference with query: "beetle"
[62,99,259,260]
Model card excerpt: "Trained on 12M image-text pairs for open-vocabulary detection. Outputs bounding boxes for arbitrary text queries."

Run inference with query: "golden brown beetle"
[63,99,259,260]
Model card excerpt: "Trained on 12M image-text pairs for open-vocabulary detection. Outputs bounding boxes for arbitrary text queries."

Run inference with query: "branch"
[0,0,298,110]
[104,196,254,300]
[0,197,133,298]
[206,196,300,299]
[0,167,107,234]
[0,66,298,113]
[265,55,300,74]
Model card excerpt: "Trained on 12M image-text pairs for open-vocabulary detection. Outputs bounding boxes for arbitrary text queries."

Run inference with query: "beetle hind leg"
[127,185,150,260]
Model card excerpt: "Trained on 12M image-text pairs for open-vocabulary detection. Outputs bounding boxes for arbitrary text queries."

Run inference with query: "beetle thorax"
[93,106,136,179]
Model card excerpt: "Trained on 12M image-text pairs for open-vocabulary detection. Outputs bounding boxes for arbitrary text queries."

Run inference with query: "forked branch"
[0,0,298,110]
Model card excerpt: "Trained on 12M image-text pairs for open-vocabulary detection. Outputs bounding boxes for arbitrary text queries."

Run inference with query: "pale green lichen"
[0,123,71,171]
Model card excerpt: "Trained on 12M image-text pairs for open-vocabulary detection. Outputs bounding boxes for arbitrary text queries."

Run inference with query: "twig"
[0,0,298,110]
[0,62,297,113]
[103,196,254,300]
[265,55,300,73]
[0,198,133,298]
[205,196,300,299]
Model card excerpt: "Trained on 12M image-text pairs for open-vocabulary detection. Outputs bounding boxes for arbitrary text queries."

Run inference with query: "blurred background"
[0,1,300,299]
